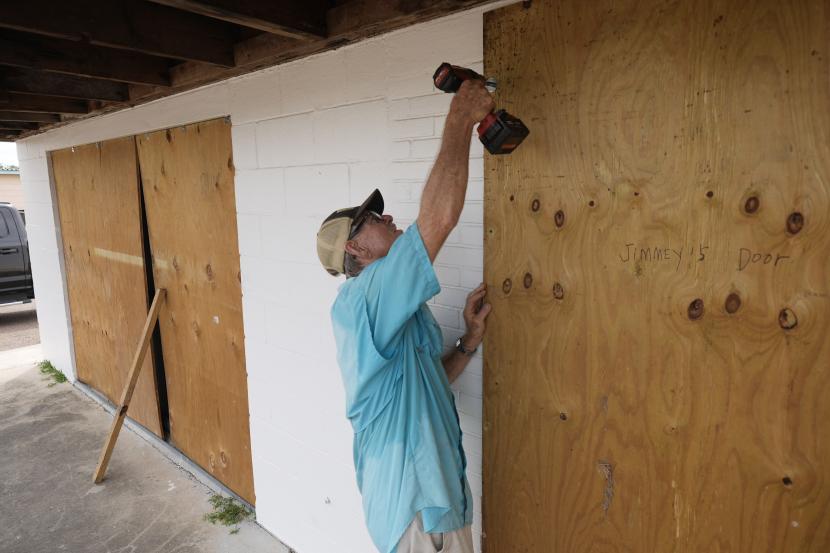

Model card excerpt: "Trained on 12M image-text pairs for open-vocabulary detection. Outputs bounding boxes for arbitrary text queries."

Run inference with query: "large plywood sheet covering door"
[483,0,830,551]
[52,137,162,438]
[136,118,254,504]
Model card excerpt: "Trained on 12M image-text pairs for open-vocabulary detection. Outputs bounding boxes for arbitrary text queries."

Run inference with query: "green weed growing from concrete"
[204,494,251,534]
[38,360,67,387]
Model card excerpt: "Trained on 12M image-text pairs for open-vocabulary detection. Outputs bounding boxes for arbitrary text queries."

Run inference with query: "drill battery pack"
[478,110,530,155]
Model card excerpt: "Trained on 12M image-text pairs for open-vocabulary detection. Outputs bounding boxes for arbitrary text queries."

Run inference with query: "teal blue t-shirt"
[331,222,472,553]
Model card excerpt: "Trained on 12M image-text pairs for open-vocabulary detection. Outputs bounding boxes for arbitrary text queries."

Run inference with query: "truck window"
[0,211,8,239]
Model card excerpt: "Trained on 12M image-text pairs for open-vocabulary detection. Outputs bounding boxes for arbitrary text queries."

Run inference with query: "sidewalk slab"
[0,363,292,553]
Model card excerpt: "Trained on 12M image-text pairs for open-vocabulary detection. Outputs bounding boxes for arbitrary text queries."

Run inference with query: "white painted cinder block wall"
[17,4,516,552]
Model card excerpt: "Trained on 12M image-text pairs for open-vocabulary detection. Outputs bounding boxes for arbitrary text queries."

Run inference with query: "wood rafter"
[0,30,172,86]
[0,0,236,67]
[0,111,60,123]
[1,68,129,102]
[147,0,328,40]
[0,121,40,130]
[0,92,89,114]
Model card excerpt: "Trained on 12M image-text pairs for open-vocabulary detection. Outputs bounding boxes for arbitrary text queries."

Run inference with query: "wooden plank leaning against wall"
[136,118,255,504]
[51,137,163,438]
[483,0,829,551]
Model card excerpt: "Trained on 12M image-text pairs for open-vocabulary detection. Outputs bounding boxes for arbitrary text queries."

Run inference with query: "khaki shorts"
[395,512,474,553]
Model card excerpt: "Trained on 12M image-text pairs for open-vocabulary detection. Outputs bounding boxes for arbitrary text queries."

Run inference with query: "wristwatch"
[455,336,477,356]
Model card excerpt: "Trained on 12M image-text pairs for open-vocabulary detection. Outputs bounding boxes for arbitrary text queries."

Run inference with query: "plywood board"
[136,118,255,504]
[483,0,830,551]
[52,137,162,437]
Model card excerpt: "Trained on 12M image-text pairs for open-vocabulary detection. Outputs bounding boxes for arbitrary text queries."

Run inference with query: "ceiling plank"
[0,0,236,67]
[0,111,60,123]
[0,121,39,130]
[0,92,89,114]
[147,0,327,40]
[0,31,171,86]
[0,68,129,102]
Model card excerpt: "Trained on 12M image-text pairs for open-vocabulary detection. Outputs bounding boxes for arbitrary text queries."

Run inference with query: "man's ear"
[344,239,364,258]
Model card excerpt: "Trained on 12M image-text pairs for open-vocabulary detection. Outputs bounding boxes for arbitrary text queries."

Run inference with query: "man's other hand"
[463,282,492,349]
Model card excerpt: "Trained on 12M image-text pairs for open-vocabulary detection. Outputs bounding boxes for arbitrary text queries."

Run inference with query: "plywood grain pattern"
[136,118,254,504]
[482,0,830,551]
[51,137,162,437]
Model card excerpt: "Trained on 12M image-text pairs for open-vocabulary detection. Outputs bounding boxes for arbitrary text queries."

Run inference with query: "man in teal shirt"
[317,80,494,553]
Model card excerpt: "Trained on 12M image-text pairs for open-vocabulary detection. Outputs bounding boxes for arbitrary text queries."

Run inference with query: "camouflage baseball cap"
[316,189,384,276]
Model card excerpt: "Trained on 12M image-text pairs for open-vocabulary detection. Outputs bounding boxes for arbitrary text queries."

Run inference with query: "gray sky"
[0,143,19,166]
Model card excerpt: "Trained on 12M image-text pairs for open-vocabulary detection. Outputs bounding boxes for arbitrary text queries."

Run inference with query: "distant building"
[0,168,23,213]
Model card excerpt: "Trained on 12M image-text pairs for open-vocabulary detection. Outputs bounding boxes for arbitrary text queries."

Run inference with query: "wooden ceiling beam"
[147,0,328,41]
[0,31,171,86]
[0,121,39,131]
[0,0,236,67]
[0,111,60,123]
[0,68,130,102]
[0,92,89,114]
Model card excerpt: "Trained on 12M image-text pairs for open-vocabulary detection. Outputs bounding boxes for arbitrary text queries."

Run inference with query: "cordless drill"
[433,62,529,155]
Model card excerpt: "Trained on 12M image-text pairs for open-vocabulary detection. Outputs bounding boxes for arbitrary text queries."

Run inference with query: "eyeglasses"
[349,211,383,239]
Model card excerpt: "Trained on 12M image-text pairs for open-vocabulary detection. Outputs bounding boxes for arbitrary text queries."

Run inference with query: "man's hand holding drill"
[448,79,496,129]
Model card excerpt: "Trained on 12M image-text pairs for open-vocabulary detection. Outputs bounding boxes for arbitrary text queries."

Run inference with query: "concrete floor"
[0,349,292,553]
[0,300,40,351]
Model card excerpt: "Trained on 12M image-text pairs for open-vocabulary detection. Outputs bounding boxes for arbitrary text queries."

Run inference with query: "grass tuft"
[38,360,67,387]
[204,494,251,534]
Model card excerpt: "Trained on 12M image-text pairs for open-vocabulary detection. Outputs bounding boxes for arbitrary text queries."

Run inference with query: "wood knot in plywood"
[502,278,512,294]
[779,307,798,330]
[744,196,759,214]
[596,460,614,516]
[688,298,704,320]
[523,273,533,288]
[205,263,215,281]
[786,212,804,234]
[554,210,565,228]
[552,282,564,300]
[725,293,741,314]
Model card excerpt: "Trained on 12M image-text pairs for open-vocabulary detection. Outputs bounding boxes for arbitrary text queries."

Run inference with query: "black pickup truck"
[0,202,34,304]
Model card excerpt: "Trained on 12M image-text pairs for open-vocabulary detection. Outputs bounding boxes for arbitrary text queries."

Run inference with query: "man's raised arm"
[418,80,495,262]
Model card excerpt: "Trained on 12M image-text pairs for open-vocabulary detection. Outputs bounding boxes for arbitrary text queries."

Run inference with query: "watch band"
[456,337,477,356]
